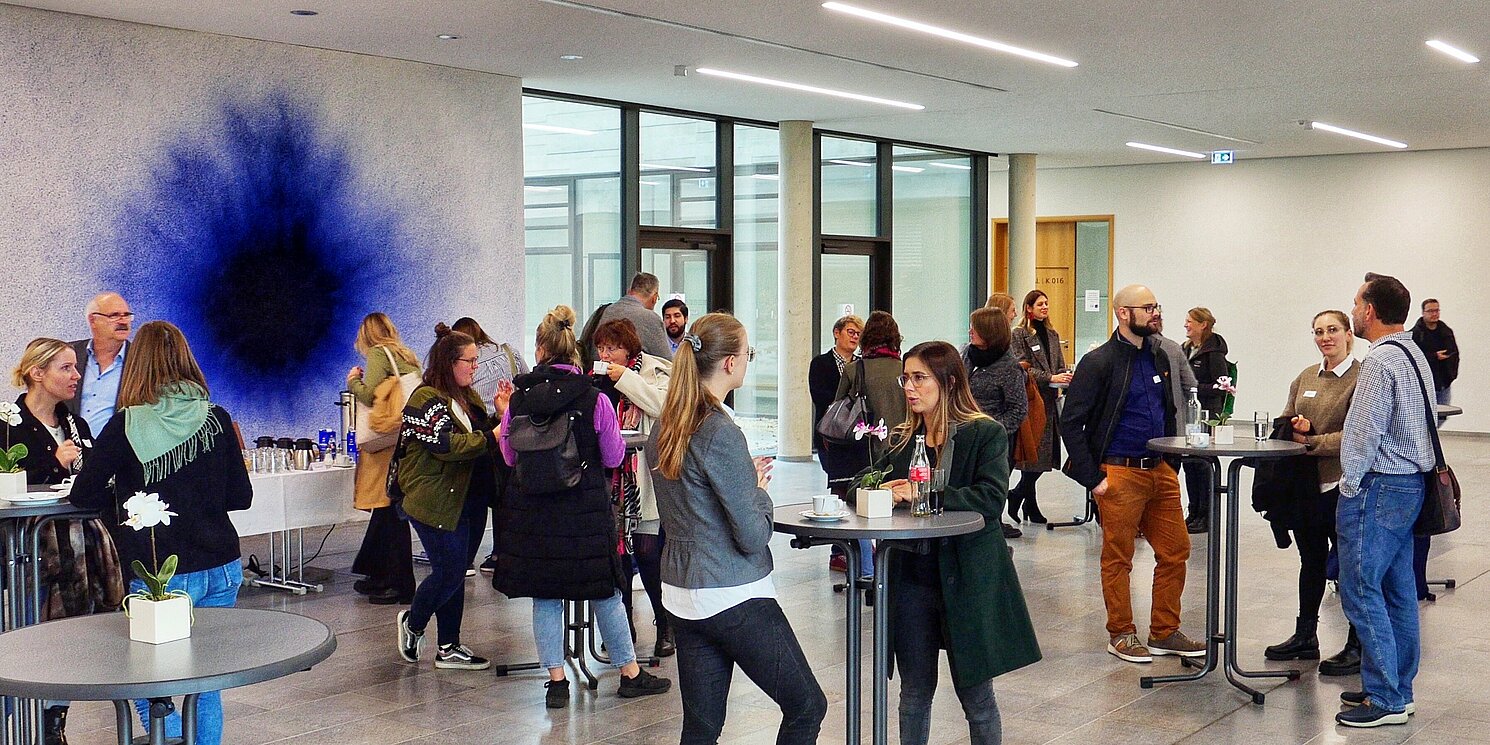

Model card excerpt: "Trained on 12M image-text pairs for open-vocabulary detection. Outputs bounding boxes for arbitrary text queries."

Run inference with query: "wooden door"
[1035,221,1076,358]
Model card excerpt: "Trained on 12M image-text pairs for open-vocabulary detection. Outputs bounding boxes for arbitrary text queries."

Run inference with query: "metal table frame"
[774,506,984,745]
[491,598,661,690]
[1139,438,1305,704]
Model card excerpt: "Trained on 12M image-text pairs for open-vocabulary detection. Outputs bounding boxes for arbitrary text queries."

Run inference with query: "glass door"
[819,237,890,352]
[641,246,711,312]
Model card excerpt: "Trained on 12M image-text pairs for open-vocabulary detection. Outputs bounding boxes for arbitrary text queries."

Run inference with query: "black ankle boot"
[1265,617,1320,661]
[1023,493,1047,524]
[1319,625,1361,676]
[654,624,676,658]
[1006,490,1024,522]
[44,705,67,745]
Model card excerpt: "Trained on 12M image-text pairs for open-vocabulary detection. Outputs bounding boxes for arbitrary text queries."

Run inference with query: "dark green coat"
[394,386,496,530]
[881,417,1042,687]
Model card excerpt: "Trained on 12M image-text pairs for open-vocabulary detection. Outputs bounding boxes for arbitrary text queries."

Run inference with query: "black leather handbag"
[817,359,871,444]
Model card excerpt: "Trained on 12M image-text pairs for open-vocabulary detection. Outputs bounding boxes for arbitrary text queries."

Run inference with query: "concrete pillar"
[1007,153,1037,298]
[777,120,815,461]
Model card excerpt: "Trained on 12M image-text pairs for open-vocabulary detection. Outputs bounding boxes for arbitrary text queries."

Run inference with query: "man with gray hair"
[596,272,674,361]
[67,292,134,435]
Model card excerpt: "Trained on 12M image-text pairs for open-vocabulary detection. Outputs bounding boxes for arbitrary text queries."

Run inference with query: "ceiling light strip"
[928,162,972,170]
[1125,142,1207,159]
[890,165,925,173]
[1093,109,1260,145]
[523,123,598,136]
[822,1,1077,68]
[1426,39,1480,63]
[695,67,925,111]
[828,159,874,168]
[1302,121,1407,149]
[640,163,713,172]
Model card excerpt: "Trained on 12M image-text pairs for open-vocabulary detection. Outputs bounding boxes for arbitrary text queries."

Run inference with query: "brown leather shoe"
[1149,630,1207,657]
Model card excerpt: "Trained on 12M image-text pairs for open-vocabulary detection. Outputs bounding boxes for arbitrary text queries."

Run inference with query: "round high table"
[1437,404,1462,418]
[1141,436,1305,704]
[1043,381,1097,530]
[773,505,984,745]
[0,608,336,745]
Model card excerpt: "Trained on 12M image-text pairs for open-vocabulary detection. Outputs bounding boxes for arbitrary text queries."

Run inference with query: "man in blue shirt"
[66,292,133,436]
[1060,285,1204,664]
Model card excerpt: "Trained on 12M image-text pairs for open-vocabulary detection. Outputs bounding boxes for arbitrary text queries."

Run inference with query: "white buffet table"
[236,465,363,594]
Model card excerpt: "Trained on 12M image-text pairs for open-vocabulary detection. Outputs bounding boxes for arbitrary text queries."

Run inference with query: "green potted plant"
[120,491,191,644]
[0,402,27,496]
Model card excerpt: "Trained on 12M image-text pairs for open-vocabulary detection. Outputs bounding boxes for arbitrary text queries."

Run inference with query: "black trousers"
[672,598,826,745]
[1292,524,1334,620]
[893,580,1002,745]
[350,506,415,597]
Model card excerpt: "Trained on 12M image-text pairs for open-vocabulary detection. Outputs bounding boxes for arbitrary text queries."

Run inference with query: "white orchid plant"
[0,401,26,474]
[1204,376,1239,426]
[121,492,187,605]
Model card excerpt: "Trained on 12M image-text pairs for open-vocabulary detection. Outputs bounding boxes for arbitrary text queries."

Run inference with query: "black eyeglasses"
[1120,304,1162,315]
[89,312,135,321]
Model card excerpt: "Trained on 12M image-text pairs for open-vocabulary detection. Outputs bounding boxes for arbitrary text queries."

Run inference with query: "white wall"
[0,6,523,437]
[991,148,1489,432]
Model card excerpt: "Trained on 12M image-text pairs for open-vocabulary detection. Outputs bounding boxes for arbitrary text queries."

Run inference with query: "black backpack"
[507,409,587,494]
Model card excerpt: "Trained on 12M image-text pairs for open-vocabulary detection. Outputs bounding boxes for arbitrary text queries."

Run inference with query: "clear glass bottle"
[909,435,932,517]
[1186,389,1203,440]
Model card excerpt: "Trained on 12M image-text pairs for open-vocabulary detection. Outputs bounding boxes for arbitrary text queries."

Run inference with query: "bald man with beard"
[1059,285,1206,663]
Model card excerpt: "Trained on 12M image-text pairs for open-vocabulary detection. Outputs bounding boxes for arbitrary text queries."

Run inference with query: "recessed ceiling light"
[1426,39,1479,64]
[928,162,972,170]
[640,163,712,173]
[523,123,598,136]
[436,34,460,40]
[890,165,925,173]
[1300,121,1407,149]
[289,9,318,16]
[822,2,1077,68]
[694,67,924,111]
[1125,142,1207,159]
[559,54,584,61]
[828,159,874,168]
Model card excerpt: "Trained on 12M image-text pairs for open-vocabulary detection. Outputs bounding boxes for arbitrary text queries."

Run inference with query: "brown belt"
[1103,455,1163,470]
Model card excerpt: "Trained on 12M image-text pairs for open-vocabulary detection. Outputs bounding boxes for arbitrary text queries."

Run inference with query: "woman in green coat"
[879,340,1041,745]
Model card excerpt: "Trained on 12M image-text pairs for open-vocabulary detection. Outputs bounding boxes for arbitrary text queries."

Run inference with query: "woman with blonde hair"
[649,312,826,744]
[6,338,125,745]
[346,312,422,604]
[493,306,671,708]
[71,321,252,745]
[877,341,1040,745]
[1009,290,1069,523]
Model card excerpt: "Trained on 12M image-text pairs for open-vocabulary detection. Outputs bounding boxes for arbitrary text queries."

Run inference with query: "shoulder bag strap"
[1382,341,1446,470]
[502,344,518,377]
[382,345,400,373]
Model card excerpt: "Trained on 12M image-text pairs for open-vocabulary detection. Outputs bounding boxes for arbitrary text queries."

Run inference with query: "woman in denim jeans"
[71,322,254,745]
[648,312,827,745]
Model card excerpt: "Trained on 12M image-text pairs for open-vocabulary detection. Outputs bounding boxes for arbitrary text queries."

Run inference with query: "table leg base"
[1046,493,1097,530]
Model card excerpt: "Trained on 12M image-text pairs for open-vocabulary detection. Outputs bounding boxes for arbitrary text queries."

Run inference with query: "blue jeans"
[534,590,635,670]
[1337,473,1421,712]
[1436,387,1451,425]
[127,560,243,745]
[407,496,484,647]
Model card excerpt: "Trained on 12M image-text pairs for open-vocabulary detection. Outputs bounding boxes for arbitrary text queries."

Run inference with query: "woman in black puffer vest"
[494,305,671,709]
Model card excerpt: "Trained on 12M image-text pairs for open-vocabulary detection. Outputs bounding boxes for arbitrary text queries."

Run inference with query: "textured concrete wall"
[0,6,523,438]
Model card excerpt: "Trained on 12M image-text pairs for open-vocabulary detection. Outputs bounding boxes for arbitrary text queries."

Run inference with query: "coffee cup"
[812,495,843,515]
[593,360,609,375]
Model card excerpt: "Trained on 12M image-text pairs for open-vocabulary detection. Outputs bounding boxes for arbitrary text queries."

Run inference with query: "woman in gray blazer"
[647,312,827,745]
[1009,290,1071,523]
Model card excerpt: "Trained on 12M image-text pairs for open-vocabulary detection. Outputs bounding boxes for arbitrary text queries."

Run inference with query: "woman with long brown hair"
[649,312,826,744]
[1009,289,1070,523]
[347,312,422,604]
[877,341,1040,745]
[70,321,252,745]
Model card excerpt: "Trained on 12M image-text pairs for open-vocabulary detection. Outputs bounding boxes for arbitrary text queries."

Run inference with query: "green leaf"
[130,559,153,583]
[157,554,179,588]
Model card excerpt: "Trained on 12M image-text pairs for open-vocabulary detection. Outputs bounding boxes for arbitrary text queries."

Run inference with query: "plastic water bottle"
[909,435,932,517]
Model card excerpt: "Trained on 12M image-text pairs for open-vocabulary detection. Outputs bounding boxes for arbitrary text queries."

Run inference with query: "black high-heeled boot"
[1265,617,1320,660]
[1023,492,1047,524]
[1006,488,1024,523]
[1318,625,1361,676]
[43,705,67,745]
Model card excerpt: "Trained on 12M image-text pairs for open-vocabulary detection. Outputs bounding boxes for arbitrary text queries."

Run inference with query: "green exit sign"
[1211,150,1235,164]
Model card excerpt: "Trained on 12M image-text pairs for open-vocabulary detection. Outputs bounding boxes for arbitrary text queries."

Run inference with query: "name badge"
[1152,375,1162,384]
[1029,344,1041,351]
[1303,390,1318,398]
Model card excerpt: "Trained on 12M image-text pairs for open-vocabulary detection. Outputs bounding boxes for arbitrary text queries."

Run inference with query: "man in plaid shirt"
[1335,272,1436,728]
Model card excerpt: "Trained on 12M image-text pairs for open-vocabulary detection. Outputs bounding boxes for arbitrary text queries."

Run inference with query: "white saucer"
[799,509,849,522]
[49,482,73,491]
[4,494,65,505]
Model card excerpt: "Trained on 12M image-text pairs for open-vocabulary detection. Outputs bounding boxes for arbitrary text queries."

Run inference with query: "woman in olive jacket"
[878,341,1041,745]
[392,325,505,671]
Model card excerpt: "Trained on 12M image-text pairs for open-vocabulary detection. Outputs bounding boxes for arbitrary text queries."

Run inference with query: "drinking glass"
[930,467,949,515]
[1254,412,1271,440]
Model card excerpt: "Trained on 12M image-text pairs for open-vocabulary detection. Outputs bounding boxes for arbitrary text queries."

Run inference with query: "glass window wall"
[639,113,717,228]
[890,146,972,346]
[820,136,877,236]
[732,125,780,440]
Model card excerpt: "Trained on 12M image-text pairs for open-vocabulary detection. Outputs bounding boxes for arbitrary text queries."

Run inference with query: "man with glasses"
[67,292,134,435]
[1060,285,1205,664]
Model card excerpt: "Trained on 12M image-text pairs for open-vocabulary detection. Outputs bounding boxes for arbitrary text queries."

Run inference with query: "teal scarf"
[124,382,221,485]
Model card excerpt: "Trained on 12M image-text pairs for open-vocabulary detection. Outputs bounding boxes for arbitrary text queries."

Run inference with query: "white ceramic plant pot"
[856,488,893,518]
[1212,425,1235,445]
[128,595,192,644]
[0,471,25,497]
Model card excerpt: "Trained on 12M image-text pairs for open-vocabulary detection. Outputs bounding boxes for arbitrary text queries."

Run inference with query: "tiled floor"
[62,435,1490,744]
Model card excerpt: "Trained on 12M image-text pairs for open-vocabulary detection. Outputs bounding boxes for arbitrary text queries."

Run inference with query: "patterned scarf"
[610,353,645,554]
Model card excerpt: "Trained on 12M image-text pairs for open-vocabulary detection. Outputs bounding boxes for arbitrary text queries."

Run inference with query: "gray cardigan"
[1157,334,1198,434]
[647,406,774,589]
